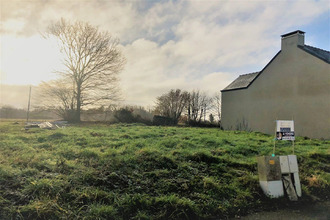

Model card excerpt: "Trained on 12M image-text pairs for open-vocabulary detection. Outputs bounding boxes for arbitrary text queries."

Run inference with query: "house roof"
[222,72,259,91]
[299,45,330,64]
[222,44,329,92]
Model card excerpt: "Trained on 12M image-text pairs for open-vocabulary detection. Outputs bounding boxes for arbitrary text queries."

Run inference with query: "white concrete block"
[288,155,299,172]
[293,172,302,197]
[280,156,290,174]
[259,180,284,198]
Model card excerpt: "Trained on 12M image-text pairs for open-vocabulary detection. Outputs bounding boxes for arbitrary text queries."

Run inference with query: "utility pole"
[26,85,31,123]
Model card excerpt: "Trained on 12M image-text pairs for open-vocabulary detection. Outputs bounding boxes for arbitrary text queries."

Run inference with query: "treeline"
[1,89,221,127]
[0,105,153,124]
[0,106,58,120]
[153,89,221,127]
[82,106,153,124]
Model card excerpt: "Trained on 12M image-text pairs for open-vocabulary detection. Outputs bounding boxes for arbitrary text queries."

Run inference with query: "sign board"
[276,120,295,140]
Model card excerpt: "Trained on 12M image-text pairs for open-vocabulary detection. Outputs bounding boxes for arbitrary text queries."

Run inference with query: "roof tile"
[222,72,259,91]
[299,45,330,63]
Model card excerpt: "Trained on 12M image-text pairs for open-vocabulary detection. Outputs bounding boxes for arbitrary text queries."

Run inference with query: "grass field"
[0,120,329,219]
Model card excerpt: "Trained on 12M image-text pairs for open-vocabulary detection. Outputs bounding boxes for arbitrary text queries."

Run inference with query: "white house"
[221,30,330,139]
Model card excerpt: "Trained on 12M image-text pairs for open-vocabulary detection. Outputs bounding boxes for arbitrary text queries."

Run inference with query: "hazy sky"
[1,0,329,108]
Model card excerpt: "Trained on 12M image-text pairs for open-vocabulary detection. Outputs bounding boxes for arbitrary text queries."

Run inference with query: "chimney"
[281,30,305,51]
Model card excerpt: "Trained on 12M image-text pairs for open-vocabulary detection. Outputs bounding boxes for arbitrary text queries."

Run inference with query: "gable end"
[221,51,281,92]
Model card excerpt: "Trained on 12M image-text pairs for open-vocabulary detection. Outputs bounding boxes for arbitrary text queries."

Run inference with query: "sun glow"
[1,35,63,85]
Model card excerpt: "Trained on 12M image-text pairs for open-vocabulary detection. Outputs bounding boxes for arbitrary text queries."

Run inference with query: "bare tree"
[44,18,126,122]
[37,79,76,121]
[210,91,222,125]
[154,89,189,125]
[187,90,212,123]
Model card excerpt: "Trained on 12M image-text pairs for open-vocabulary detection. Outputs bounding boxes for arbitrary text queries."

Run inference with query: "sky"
[1,0,329,109]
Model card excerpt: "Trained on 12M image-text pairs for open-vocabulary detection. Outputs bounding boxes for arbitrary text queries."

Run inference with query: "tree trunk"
[75,86,81,122]
[187,102,191,121]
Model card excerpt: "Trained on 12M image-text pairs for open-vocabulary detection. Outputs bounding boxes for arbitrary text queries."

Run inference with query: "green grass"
[0,120,329,219]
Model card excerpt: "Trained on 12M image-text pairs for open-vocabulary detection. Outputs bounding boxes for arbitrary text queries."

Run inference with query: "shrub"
[153,115,175,126]
[114,108,135,123]
[187,120,219,128]
[114,108,152,124]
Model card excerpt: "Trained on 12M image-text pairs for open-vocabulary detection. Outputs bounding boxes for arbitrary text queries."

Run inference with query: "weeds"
[0,120,329,219]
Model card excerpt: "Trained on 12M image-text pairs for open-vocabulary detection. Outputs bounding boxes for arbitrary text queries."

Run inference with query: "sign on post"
[276,120,295,141]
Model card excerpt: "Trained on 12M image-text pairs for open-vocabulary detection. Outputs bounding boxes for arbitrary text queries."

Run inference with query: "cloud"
[0,0,137,39]
[120,37,235,106]
[1,0,329,108]
[0,35,62,85]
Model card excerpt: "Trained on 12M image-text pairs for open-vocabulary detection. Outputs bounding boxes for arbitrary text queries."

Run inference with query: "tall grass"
[0,120,329,219]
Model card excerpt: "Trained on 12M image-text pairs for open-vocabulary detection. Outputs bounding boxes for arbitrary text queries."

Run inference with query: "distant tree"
[211,92,222,125]
[153,115,175,126]
[0,105,13,118]
[130,106,154,122]
[0,105,24,118]
[209,114,214,124]
[43,18,126,122]
[113,108,135,123]
[154,89,189,125]
[186,90,212,123]
[37,79,76,121]
[112,106,153,124]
